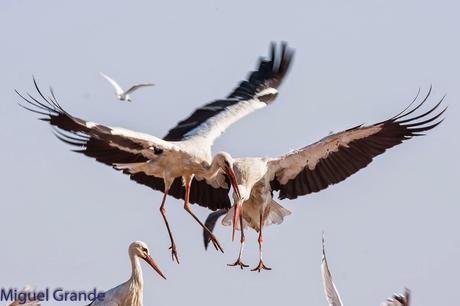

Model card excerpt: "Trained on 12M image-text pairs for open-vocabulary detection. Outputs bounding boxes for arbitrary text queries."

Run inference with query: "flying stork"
[321,235,410,306]
[204,89,445,271]
[18,42,294,263]
[88,241,166,306]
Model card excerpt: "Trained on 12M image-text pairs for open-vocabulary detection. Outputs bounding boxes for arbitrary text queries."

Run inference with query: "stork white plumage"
[321,235,410,306]
[100,72,154,102]
[18,42,294,263]
[88,241,166,306]
[7,287,41,306]
[204,89,445,271]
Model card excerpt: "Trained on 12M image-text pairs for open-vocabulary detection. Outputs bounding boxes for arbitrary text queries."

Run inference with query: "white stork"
[321,235,410,306]
[18,42,294,263]
[88,241,166,306]
[204,89,445,271]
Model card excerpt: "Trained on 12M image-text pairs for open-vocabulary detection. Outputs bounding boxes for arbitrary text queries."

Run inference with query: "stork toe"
[251,260,272,272]
[228,258,249,269]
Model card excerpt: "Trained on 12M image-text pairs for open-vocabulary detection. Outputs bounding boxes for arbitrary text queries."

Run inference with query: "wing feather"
[100,72,124,95]
[269,90,446,200]
[18,80,231,210]
[125,83,155,95]
[163,42,294,144]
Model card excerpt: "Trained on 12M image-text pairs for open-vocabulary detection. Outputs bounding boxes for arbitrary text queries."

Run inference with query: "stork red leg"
[183,179,224,253]
[251,212,271,272]
[159,188,179,264]
[228,209,248,269]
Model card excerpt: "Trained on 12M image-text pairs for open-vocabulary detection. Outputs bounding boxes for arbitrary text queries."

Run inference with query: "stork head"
[213,152,241,200]
[129,241,166,279]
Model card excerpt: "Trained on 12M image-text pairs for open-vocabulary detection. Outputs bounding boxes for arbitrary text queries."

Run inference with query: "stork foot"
[251,260,272,272]
[208,233,225,253]
[227,258,249,270]
[169,243,180,264]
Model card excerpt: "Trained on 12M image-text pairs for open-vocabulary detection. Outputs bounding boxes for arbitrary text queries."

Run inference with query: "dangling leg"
[183,176,224,253]
[251,212,271,272]
[159,182,179,263]
[228,208,248,269]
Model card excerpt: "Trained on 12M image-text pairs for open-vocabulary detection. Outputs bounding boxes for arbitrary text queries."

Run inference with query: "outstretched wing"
[269,89,446,200]
[321,235,344,306]
[125,83,155,95]
[163,42,294,145]
[18,80,231,210]
[100,72,124,95]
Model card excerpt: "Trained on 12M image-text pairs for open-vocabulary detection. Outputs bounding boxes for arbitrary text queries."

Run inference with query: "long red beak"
[225,166,242,241]
[144,255,167,280]
[225,167,241,200]
[231,201,242,242]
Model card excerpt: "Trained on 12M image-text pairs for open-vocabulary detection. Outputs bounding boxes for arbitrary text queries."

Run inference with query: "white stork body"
[89,241,166,306]
[204,89,445,271]
[100,72,154,102]
[321,235,410,306]
[19,42,294,263]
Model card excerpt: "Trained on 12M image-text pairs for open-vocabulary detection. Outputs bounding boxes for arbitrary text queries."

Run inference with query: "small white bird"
[89,241,166,306]
[100,72,154,102]
[321,235,410,306]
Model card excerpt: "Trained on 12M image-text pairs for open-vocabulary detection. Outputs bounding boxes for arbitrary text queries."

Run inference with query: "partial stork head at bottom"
[129,241,166,280]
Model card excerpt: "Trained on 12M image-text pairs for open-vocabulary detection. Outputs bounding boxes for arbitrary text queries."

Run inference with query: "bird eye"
[142,247,148,254]
[224,161,230,167]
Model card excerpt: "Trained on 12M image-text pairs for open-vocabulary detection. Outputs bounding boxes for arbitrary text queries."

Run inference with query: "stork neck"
[196,158,221,179]
[129,254,144,286]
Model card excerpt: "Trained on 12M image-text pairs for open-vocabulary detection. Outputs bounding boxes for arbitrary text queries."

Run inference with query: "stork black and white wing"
[380,289,411,306]
[269,89,446,200]
[163,42,294,144]
[17,80,231,210]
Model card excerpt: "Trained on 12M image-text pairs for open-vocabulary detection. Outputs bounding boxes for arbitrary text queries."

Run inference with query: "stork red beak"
[144,255,167,280]
[225,166,241,200]
[224,166,242,242]
[231,201,242,242]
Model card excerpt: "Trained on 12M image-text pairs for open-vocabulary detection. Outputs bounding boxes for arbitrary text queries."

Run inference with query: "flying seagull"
[18,42,294,263]
[88,241,166,306]
[100,72,154,102]
[203,88,445,271]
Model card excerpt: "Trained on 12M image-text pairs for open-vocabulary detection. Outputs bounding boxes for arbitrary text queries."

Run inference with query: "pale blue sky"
[1,0,459,305]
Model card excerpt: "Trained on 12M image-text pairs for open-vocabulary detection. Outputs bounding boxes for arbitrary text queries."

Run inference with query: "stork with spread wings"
[204,88,445,271]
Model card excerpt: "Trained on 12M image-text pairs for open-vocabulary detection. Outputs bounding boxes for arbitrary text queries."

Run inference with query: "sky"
[1,0,459,305]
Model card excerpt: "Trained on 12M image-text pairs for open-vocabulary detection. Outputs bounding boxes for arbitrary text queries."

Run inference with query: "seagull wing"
[124,83,155,95]
[268,89,446,200]
[100,72,125,95]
